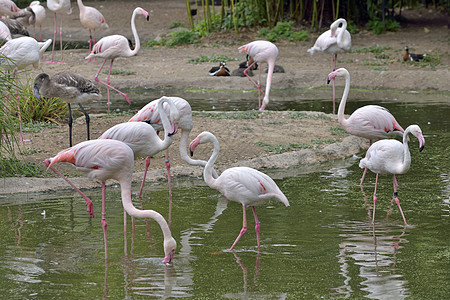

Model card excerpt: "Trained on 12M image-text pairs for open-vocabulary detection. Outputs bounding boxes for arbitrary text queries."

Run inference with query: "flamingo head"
[327,68,349,84]
[33,73,50,101]
[137,7,150,21]
[162,237,177,264]
[189,131,216,156]
[168,120,178,136]
[408,125,425,152]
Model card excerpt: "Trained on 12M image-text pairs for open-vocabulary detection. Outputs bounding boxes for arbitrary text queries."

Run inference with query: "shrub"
[258,21,308,42]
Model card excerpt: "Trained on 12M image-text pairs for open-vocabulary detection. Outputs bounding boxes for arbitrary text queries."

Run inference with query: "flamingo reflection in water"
[330,220,408,299]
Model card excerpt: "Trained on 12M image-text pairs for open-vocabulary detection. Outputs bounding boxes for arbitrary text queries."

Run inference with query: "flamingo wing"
[89,35,129,58]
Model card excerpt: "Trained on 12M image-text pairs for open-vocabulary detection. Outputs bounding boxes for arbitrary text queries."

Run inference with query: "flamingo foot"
[229,227,248,251]
[394,192,407,225]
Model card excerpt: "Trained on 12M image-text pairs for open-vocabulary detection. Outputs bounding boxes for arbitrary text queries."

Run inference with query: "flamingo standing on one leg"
[189,131,289,250]
[77,0,108,61]
[99,97,179,200]
[359,125,425,225]
[327,68,405,185]
[29,1,46,41]
[85,7,149,110]
[238,40,278,111]
[308,19,351,114]
[46,0,72,64]
[1,36,52,142]
[45,139,177,263]
[33,71,102,147]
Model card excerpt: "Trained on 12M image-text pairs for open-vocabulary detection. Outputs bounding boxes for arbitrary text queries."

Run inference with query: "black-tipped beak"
[419,145,424,152]
[146,16,149,21]
[33,85,42,100]
[190,149,194,157]
[327,78,331,84]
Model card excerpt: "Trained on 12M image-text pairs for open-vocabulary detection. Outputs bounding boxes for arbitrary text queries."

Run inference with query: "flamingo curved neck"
[337,71,350,126]
[263,62,275,109]
[203,136,221,188]
[401,128,412,169]
[336,20,347,46]
[129,10,141,56]
[120,180,172,240]
[77,0,85,12]
[157,98,174,148]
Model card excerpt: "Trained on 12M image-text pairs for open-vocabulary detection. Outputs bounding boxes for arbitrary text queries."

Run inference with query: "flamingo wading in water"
[100,97,179,201]
[359,124,425,225]
[308,19,351,114]
[77,0,108,61]
[33,71,102,147]
[239,40,278,111]
[85,7,149,110]
[47,0,72,64]
[45,139,177,263]
[327,68,404,185]
[189,131,289,250]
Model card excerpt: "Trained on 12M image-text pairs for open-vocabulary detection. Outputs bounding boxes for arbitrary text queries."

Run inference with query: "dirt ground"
[1,1,448,194]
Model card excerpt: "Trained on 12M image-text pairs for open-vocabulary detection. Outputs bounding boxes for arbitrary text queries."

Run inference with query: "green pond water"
[0,89,449,299]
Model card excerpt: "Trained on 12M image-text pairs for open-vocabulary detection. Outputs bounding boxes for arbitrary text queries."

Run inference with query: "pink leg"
[87,29,92,62]
[57,15,65,64]
[331,54,337,114]
[44,159,95,217]
[102,182,108,260]
[230,205,248,250]
[393,175,407,225]
[243,62,264,108]
[252,206,261,249]
[94,59,131,111]
[138,156,150,198]
[93,29,97,62]
[123,208,127,255]
[47,12,57,63]
[165,149,172,227]
[372,173,379,224]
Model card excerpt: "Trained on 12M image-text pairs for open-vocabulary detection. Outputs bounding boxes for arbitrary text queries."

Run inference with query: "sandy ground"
[1,1,448,194]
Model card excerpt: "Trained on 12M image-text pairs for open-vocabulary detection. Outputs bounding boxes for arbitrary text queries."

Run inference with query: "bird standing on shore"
[33,71,101,147]
[46,0,72,64]
[29,1,46,41]
[359,124,425,225]
[239,40,278,111]
[403,46,426,62]
[308,19,351,114]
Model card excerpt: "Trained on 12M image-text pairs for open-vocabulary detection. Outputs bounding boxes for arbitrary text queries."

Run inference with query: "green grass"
[311,138,339,145]
[372,66,389,71]
[169,21,185,29]
[258,21,308,42]
[256,142,313,154]
[193,111,260,119]
[403,54,441,70]
[286,112,331,120]
[0,157,43,177]
[20,121,59,133]
[104,69,136,76]
[188,55,239,64]
[19,148,42,156]
[351,45,391,54]
[330,126,349,136]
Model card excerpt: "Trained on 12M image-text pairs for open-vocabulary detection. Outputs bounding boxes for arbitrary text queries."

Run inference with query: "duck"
[403,46,426,62]
[209,61,230,76]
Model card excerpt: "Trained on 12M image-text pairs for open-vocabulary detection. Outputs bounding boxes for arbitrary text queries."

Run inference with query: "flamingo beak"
[418,133,425,152]
[33,85,42,100]
[168,120,178,136]
[189,137,201,157]
[162,250,174,264]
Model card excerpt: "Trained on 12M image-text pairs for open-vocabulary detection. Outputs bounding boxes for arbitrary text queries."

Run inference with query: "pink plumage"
[239,40,278,110]
[190,131,289,250]
[359,125,425,225]
[77,0,108,59]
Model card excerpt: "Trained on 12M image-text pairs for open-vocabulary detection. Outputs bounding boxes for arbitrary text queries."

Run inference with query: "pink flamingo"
[308,19,351,114]
[85,7,149,110]
[99,97,179,201]
[77,0,108,61]
[33,70,102,147]
[1,36,52,142]
[327,68,405,185]
[29,1,46,41]
[189,131,289,250]
[238,40,278,111]
[45,139,177,263]
[0,0,20,17]
[359,124,425,225]
[46,0,72,64]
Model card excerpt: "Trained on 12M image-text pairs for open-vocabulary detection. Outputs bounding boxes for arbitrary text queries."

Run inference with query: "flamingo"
[29,1,46,41]
[44,139,177,263]
[359,124,425,225]
[327,68,405,185]
[0,0,20,17]
[0,20,11,43]
[99,97,179,201]
[128,96,219,181]
[85,7,149,110]
[238,40,278,111]
[33,71,102,147]
[1,17,30,37]
[189,131,289,250]
[46,0,72,64]
[76,0,108,61]
[308,19,351,114]
[1,36,51,142]
[10,6,35,27]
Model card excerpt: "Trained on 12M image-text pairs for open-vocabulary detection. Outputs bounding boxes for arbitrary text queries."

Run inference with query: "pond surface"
[1,89,449,299]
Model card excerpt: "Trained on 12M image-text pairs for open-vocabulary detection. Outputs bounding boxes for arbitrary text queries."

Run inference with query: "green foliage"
[351,45,391,54]
[188,55,239,64]
[258,21,308,42]
[256,142,312,154]
[169,21,185,29]
[403,54,441,70]
[104,69,135,76]
[311,138,339,145]
[167,29,201,47]
[330,126,349,136]
[366,19,400,35]
[0,157,43,177]
[286,112,331,120]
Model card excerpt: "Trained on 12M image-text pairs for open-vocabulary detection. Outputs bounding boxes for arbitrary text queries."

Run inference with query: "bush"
[366,19,400,35]
[258,21,308,42]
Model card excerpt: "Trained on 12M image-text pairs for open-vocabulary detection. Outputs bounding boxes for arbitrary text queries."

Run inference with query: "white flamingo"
[46,0,72,64]
[29,1,46,41]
